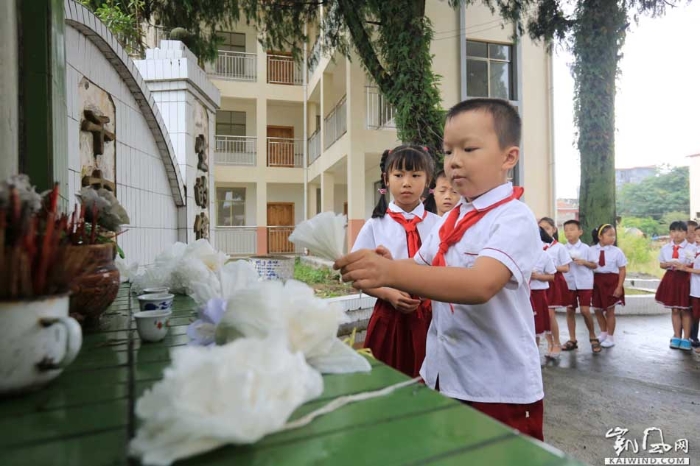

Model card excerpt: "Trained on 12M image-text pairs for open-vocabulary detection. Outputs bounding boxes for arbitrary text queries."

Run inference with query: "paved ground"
[542,313,700,464]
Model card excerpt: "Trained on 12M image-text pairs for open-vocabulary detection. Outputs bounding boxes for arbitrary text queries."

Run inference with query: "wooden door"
[267,202,295,253]
[343,202,348,216]
[267,126,294,167]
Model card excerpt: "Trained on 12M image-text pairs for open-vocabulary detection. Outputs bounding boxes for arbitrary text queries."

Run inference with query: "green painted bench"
[0,285,584,465]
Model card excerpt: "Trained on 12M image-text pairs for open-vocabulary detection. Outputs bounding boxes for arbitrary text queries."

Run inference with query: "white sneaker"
[598,333,607,342]
[600,338,615,348]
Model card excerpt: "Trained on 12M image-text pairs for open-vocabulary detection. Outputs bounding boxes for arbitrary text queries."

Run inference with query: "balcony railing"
[267,54,303,85]
[214,135,257,166]
[268,226,303,254]
[308,129,321,165]
[214,227,257,256]
[210,50,257,81]
[267,137,303,167]
[324,96,347,150]
[366,85,396,129]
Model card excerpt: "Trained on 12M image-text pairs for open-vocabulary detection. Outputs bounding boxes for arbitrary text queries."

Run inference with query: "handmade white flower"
[569,250,582,260]
[129,336,323,466]
[115,256,139,283]
[216,279,371,374]
[288,211,347,261]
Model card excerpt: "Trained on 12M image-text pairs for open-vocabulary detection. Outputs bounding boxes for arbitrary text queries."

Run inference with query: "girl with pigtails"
[352,145,440,377]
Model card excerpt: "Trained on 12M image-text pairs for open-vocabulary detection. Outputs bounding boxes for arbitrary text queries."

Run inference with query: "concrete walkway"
[542,313,700,464]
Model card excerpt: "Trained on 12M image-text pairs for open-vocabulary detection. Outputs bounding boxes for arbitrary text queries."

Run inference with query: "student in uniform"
[351,145,441,377]
[335,98,545,440]
[590,224,627,348]
[433,170,460,216]
[561,220,602,354]
[656,221,694,351]
[538,217,572,359]
[681,244,700,354]
[686,220,699,347]
[531,227,557,347]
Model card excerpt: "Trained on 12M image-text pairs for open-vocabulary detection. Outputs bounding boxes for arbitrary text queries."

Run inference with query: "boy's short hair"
[669,220,688,232]
[687,220,698,228]
[563,219,582,229]
[446,98,521,149]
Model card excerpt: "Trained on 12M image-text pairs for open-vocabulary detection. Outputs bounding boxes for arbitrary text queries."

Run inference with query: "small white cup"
[134,309,172,342]
[143,287,169,294]
[137,293,174,312]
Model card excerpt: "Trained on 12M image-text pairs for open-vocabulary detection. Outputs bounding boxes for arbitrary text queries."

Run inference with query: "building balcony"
[210,50,257,81]
[214,135,256,166]
[267,137,304,168]
[323,95,347,150]
[308,129,321,165]
[267,54,303,85]
[214,226,304,256]
[366,85,396,130]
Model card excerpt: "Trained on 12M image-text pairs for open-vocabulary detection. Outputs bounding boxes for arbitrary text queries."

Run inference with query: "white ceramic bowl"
[143,287,169,294]
[137,293,174,312]
[134,309,172,342]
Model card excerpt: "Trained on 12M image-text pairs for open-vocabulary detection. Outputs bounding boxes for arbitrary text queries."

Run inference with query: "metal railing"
[366,85,396,129]
[266,137,304,167]
[323,96,347,150]
[267,226,303,254]
[214,135,257,166]
[210,50,257,81]
[267,54,303,85]
[214,227,257,256]
[308,129,321,165]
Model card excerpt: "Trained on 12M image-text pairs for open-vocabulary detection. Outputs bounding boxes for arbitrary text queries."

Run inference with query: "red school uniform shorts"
[567,289,592,309]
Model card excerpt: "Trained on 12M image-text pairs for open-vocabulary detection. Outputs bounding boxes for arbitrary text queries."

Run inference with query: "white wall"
[267,103,304,140]
[334,184,347,214]
[690,156,700,218]
[65,26,179,266]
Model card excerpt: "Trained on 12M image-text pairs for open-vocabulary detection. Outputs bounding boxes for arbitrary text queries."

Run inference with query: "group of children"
[332,97,697,444]
[530,219,627,356]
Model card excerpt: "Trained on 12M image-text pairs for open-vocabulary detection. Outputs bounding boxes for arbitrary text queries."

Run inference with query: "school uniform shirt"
[690,250,700,298]
[530,248,557,290]
[414,182,543,404]
[563,241,595,290]
[658,240,694,267]
[591,244,627,274]
[351,202,440,258]
[543,241,573,269]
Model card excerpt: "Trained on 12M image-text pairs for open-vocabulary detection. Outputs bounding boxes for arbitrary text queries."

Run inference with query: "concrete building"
[687,154,700,219]
[207,2,556,256]
[615,166,656,190]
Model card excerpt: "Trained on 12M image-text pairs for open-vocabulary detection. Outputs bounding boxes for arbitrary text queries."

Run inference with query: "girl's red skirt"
[593,273,625,310]
[363,298,431,377]
[546,272,570,308]
[530,289,550,335]
[655,269,690,309]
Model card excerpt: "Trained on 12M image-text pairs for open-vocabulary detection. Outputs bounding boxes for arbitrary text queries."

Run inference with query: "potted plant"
[64,186,130,327]
[0,176,83,395]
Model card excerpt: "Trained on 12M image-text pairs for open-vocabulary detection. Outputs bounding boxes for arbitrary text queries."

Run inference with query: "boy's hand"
[334,249,392,290]
[385,289,420,313]
[573,258,588,266]
[375,245,393,260]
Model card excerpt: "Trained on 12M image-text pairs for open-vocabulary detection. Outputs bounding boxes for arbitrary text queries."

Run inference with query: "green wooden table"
[1,285,584,466]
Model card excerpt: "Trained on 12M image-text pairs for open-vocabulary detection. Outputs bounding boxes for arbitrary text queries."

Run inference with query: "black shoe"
[690,339,700,348]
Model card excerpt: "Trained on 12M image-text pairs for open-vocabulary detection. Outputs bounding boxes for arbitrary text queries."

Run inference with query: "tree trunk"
[573,0,626,242]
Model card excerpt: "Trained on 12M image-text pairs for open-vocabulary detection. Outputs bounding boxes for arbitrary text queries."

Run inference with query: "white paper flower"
[288,212,347,261]
[129,336,323,466]
[569,250,582,260]
[115,257,139,283]
[216,279,371,374]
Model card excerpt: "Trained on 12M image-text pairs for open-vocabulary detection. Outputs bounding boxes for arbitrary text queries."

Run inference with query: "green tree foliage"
[79,0,145,55]
[617,229,653,271]
[619,216,664,237]
[617,166,689,220]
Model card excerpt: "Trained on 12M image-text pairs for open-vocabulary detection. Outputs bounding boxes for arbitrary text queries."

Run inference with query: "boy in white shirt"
[334,98,544,440]
[561,220,602,354]
[687,220,699,347]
